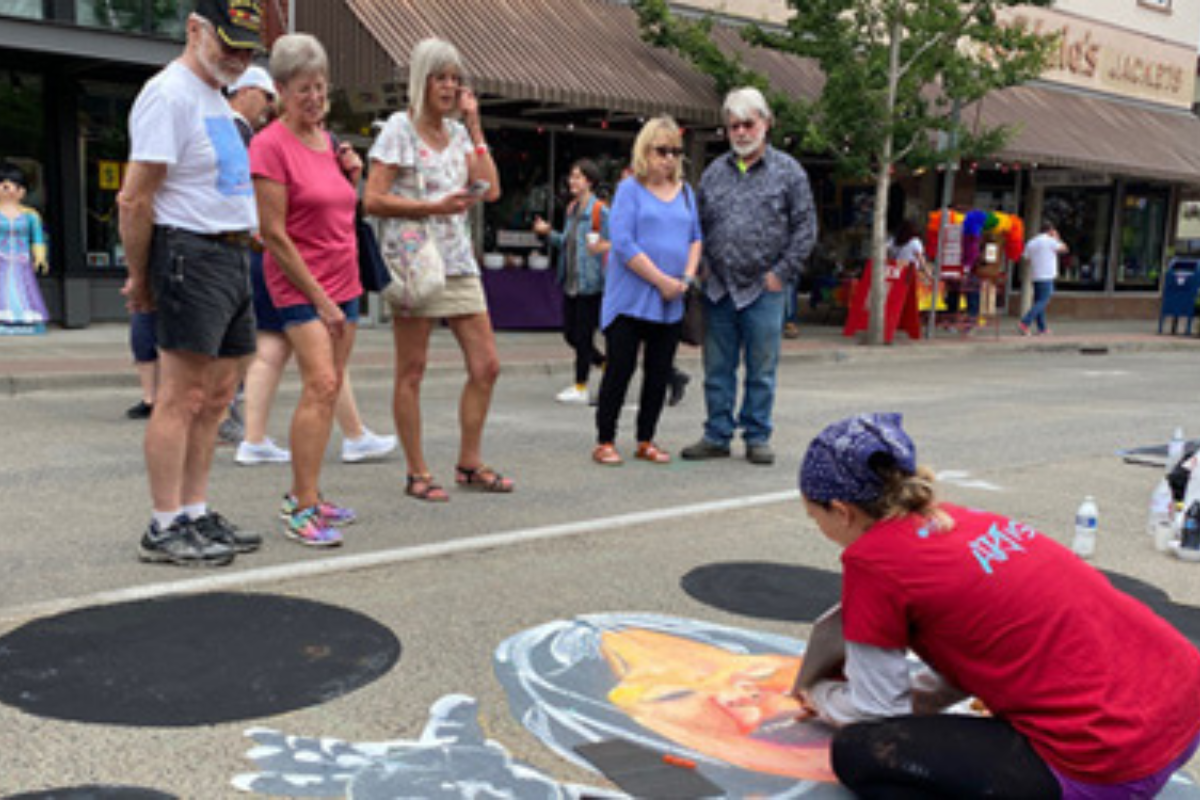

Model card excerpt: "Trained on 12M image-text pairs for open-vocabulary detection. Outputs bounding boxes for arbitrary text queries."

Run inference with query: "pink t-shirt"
[842,504,1200,783]
[249,121,361,308]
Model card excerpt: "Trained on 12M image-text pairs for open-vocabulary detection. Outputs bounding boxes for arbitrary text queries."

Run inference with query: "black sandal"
[406,473,449,502]
[454,464,515,493]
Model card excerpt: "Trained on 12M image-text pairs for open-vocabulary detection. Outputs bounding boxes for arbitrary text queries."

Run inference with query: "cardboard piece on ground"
[794,603,846,692]
[1118,440,1200,468]
[574,739,723,799]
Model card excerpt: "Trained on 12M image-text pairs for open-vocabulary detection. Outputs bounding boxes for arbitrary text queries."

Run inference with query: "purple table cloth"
[481,268,564,330]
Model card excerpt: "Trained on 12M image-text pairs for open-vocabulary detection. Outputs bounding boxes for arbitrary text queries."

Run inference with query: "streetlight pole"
[928,98,960,339]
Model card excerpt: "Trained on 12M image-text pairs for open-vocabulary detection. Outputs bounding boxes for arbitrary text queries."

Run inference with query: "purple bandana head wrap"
[799,413,917,504]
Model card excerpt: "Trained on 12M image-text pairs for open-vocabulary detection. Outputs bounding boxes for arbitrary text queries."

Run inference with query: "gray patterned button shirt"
[698,145,817,310]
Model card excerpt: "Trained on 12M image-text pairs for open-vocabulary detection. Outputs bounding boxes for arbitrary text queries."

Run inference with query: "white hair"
[723,86,772,125]
[268,33,328,87]
[407,38,464,120]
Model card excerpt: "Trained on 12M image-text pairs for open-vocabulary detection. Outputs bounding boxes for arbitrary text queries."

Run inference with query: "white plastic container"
[1168,427,1186,471]
[1072,496,1099,559]
[1148,478,1173,538]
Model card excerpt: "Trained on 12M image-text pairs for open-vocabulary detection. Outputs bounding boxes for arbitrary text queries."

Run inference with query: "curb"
[3,333,1199,397]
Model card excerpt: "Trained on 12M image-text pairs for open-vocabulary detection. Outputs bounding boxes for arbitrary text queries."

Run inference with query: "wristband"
[474,143,490,156]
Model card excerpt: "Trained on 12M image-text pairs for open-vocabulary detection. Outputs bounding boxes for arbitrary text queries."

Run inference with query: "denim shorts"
[249,252,285,334]
[129,311,158,363]
[150,226,256,358]
[277,297,361,330]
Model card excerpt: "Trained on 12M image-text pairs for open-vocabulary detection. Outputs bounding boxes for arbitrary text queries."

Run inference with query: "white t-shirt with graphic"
[368,111,478,277]
[128,60,257,233]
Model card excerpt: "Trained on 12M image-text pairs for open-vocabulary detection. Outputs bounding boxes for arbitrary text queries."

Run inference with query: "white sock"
[182,502,208,520]
[153,509,182,530]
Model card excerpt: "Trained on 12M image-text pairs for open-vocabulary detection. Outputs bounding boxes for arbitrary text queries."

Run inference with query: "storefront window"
[0,68,47,222]
[76,0,188,37]
[1042,186,1113,291]
[1116,186,1168,291]
[0,1,43,20]
[79,80,137,271]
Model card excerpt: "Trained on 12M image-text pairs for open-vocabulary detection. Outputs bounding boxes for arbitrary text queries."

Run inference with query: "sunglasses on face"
[653,145,684,158]
[728,119,758,133]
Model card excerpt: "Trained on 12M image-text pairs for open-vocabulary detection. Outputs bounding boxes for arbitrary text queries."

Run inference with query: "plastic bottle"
[1182,502,1200,552]
[1072,496,1099,559]
[1168,427,1186,466]
[1148,478,1173,538]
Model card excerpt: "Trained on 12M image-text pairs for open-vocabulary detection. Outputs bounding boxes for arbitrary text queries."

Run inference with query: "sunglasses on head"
[653,145,684,158]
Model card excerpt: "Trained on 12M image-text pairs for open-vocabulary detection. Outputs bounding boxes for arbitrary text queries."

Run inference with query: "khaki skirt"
[390,274,488,319]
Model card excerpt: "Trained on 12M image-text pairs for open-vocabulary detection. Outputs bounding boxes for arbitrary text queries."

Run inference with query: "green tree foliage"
[633,0,1057,344]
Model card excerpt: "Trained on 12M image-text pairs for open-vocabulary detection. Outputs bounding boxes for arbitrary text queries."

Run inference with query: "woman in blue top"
[533,159,610,405]
[593,117,702,466]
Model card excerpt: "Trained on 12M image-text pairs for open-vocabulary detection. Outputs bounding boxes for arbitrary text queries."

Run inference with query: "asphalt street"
[3,345,1200,797]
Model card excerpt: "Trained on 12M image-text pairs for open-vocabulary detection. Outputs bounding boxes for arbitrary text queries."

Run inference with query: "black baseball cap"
[194,0,263,50]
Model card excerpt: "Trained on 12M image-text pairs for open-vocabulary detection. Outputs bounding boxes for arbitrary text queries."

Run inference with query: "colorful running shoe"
[280,493,357,527]
[282,505,343,548]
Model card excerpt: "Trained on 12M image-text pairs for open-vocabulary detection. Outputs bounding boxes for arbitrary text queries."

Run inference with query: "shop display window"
[0,1,42,20]
[0,68,47,228]
[76,0,188,37]
[79,79,137,271]
[1116,186,1168,291]
[1042,186,1113,290]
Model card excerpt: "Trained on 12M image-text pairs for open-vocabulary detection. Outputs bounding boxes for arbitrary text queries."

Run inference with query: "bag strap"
[399,112,429,197]
[591,198,605,234]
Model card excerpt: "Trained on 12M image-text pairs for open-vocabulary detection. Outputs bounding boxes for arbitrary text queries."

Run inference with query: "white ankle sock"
[153,509,182,529]
[182,502,208,520]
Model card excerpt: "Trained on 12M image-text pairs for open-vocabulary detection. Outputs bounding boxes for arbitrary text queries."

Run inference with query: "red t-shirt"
[842,503,1200,783]
[249,121,361,308]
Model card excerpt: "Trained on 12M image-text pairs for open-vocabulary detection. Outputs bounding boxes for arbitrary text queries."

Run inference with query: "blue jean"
[1021,280,1054,333]
[701,290,785,446]
[784,278,799,324]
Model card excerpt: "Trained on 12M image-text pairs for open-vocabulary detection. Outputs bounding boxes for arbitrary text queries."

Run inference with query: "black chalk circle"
[0,592,400,727]
[6,788,176,799]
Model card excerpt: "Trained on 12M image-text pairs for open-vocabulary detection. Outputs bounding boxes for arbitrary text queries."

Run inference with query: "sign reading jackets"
[999,7,1196,110]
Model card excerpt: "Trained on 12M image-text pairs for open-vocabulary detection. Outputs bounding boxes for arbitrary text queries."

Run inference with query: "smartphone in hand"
[466,179,491,197]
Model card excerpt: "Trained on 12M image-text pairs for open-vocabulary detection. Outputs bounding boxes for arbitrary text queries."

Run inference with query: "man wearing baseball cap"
[118,1,264,567]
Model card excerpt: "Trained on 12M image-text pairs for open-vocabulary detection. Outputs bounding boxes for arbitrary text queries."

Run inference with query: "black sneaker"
[681,438,731,460]
[125,400,154,420]
[668,370,691,408]
[138,516,235,567]
[746,442,776,466]
[194,511,262,554]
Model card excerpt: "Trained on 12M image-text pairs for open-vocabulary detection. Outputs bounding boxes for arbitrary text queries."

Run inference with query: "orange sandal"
[635,441,671,464]
[406,473,449,502]
[593,443,623,466]
[455,464,515,493]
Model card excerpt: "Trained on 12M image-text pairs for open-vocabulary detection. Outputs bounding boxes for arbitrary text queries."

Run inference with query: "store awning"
[311,0,821,126]
[976,83,1200,185]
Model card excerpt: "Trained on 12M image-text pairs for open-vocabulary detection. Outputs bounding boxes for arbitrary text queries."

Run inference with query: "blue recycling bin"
[1159,258,1200,335]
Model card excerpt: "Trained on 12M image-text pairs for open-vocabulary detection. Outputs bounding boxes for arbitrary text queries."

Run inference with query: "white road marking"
[935,469,1004,492]
[0,490,799,625]
[1082,370,1129,377]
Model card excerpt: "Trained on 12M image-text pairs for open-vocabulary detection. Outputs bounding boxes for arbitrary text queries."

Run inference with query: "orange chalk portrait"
[601,628,834,782]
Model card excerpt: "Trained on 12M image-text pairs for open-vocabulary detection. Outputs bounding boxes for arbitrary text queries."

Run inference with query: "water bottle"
[1148,478,1173,538]
[1168,427,1186,472]
[1182,502,1200,552]
[1072,496,1099,559]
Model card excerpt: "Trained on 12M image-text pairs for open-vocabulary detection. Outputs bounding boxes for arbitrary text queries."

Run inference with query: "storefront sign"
[98,160,122,191]
[1029,170,1112,188]
[999,7,1195,109]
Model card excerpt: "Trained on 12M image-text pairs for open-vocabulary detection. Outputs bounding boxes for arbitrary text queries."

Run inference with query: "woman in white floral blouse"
[364,37,512,502]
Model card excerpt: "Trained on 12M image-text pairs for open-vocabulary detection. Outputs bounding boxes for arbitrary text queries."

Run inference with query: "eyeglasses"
[727,119,759,133]
[653,145,684,158]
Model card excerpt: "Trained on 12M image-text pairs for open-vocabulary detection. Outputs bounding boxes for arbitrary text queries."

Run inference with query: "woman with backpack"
[533,158,610,405]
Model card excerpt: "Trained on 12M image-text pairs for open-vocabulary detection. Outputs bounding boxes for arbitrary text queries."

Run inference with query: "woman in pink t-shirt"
[251,33,362,548]
[796,413,1200,798]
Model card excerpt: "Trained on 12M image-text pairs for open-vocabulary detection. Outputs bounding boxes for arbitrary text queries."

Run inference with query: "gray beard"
[732,135,765,159]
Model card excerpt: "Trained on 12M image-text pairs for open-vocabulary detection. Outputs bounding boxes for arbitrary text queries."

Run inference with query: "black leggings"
[595,314,680,444]
[832,715,1061,799]
[563,293,605,385]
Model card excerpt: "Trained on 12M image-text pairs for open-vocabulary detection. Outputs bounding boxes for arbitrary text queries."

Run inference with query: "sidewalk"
[2,312,1198,395]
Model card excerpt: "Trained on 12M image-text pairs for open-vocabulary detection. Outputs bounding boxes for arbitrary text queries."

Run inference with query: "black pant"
[832,715,1061,799]
[563,293,605,385]
[595,314,680,444]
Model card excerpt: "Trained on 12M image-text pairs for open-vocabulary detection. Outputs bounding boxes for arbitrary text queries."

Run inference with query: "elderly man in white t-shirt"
[1018,223,1069,337]
[118,0,265,567]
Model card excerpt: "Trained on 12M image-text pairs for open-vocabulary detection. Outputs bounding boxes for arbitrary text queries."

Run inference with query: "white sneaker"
[235,437,291,465]
[556,385,590,405]
[342,427,398,463]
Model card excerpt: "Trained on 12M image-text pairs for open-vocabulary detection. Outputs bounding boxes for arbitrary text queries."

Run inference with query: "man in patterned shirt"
[681,87,817,466]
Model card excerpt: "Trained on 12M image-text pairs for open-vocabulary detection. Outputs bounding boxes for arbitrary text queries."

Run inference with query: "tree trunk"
[866,17,904,346]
